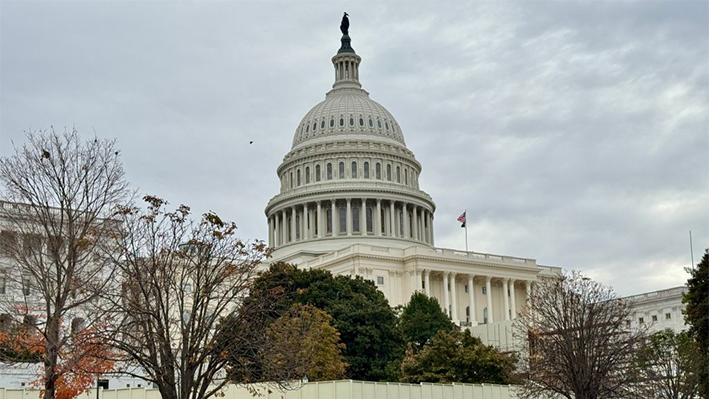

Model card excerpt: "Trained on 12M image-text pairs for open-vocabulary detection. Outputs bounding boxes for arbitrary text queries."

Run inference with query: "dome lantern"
[332,13,362,90]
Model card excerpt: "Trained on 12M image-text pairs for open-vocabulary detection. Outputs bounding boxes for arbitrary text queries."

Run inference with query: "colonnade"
[267,198,434,247]
[415,270,533,326]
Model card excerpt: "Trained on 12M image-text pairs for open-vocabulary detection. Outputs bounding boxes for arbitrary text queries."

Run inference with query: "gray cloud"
[1,1,706,296]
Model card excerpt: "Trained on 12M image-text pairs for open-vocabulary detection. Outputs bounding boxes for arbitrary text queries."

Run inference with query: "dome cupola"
[265,14,436,262]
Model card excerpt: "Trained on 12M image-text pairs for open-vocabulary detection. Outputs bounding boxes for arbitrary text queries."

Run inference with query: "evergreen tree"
[683,249,709,397]
[399,292,455,349]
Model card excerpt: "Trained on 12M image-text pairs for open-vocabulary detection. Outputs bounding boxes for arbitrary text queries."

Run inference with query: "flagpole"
[464,209,469,253]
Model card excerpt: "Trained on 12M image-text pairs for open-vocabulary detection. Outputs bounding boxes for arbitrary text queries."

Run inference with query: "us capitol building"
[263,18,560,334]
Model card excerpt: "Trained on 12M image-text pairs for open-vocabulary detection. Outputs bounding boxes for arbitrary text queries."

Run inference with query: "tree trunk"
[44,317,60,399]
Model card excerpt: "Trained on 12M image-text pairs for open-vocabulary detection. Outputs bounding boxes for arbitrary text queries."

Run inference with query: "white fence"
[0,380,517,399]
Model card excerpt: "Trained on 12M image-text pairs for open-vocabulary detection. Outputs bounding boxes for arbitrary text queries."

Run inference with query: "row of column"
[267,198,434,247]
[416,270,533,325]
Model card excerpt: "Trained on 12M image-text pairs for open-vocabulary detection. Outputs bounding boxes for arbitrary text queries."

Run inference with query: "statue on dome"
[340,12,349,35]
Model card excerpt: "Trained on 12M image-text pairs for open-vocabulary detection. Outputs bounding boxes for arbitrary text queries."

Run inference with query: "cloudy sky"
[1,1,707,296]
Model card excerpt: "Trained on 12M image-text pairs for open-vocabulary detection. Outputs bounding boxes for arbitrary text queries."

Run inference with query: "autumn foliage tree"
[0,128,128,399]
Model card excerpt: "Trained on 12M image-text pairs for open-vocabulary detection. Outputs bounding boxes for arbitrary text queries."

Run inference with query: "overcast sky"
[1,1,707,296]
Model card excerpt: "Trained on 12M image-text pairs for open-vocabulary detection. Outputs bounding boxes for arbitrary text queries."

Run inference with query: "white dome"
[292,88,406,150]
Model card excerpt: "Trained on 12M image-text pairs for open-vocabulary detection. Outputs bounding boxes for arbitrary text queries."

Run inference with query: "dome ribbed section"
[291,89,406,150]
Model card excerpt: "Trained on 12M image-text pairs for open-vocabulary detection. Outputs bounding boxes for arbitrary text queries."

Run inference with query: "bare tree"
[514,271,646,399]
[0,128,129,399]
[98,195,285,399]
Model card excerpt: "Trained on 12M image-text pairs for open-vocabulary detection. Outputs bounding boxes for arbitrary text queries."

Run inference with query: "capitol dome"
[265,22,436,262]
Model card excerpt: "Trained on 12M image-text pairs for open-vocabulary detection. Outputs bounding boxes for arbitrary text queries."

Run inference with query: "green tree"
[399,292,455,349]
[236,262,403,381]
[261,304,346,382]
[683,249,709,398]
[400,328,517,384]
[636,329,702,399]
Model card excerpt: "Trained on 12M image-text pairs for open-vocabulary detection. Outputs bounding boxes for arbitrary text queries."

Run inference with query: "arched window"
[349,117,354,126]
[466,306,470,322]
[386,164,392,181]
[297,169,301,186]
[366,207,373,232]
[381,208,386,233]
[321,120,325,129]
[385,122,389,131]
[376,163,381,179]
[353,207,360,232]
[399,209,404,235]
[404,168,408,185]
[316,165,321,182]
[339,118,344,127]
[483,308,488,324]
[351,161,357,178]
[359,117,364,126]
[377,119,382,129]
[330,118,335,128]
[339,162,345,179]
[326,209,332,234]
[290,172,293,188]
[305,124,309,133]
[312,122,317,131]
[396,166,401,183]
[364,162,370,178]
[368,117,373,127]
[305,166,310,184]
[339,207,346,233]
[327,163,333,180]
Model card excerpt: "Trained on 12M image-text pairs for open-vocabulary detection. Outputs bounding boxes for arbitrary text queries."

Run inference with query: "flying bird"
[249,141,254,144]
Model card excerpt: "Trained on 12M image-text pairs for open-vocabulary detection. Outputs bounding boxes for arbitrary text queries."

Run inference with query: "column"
[467,274,476,325]
[389,201,396,237]
[346,199,352,236]
[450,272,459,323]
[416,269,423,292]
[291,207,296,241]
[430,212,435,246]
[331,199,338,235]
[376,199,382,237]
[403,203,409,238]
[270,216,276,246]
[281,210,287,243]
[360,198,367,234]
[443,272,450,318]
[424,269,431,296]
[316,201,322,238]
[412,205,418,240]
[525,280,532,302]
[510,279,517,319]
[486,277,494,324]
[303,203,309,240]
[503,278,510,321]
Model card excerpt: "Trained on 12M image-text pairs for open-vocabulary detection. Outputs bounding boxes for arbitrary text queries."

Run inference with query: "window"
[339,162,345,179]
[652,315,658,322]
[184,283,192,293]
[351,161,357,178]
[316,165,321,182]
[0,231,17,255]
[377,276,384,285]
[447,282,451,291]
[339,118,344,127]
[366,207,373,232]
[305,166,310,184]
[23,234,41,256]
[330,118,334,128]
[376,163,381,179]
[339,208,346,233]
[71,318,85,334]
[327,163,333,180]
[385,122,389,131]
[321,120,325,129]
[326,209,332,234]
[359,117,364,126]
[313,122,317,131]
[349,117,354,126]
[386,164,392,181]
[305,124,309,133]
[377,119,382,129]
[665,313,671,320]
[483,308,488,324]
[364,162,370,178]
[295,215,300,240]
[405,168,408,185]
[396,166,400,183]
[422,279,426,289]
[0,277,5,295]
[466,306,470,320]
[289,172,293,188]
[482,286,487,295]
[22,277,31,296]
[353,207,360,232]
[464,284,468,293]
[297,169,301,186]
[639,317,644,324]
[368,117,373,127]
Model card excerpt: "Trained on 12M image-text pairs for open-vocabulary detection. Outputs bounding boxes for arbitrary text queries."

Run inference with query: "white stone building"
[625,286,688,334]
[264,24,561,330]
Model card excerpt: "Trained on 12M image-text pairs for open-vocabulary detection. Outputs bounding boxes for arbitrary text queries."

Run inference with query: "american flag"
[457,211,466,228]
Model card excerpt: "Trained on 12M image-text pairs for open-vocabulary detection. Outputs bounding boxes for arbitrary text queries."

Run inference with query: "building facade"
[264,22,561,329]
[625,286,688,334]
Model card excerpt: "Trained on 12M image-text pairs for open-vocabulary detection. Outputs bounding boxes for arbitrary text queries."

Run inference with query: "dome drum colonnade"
[265,21,436,253]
